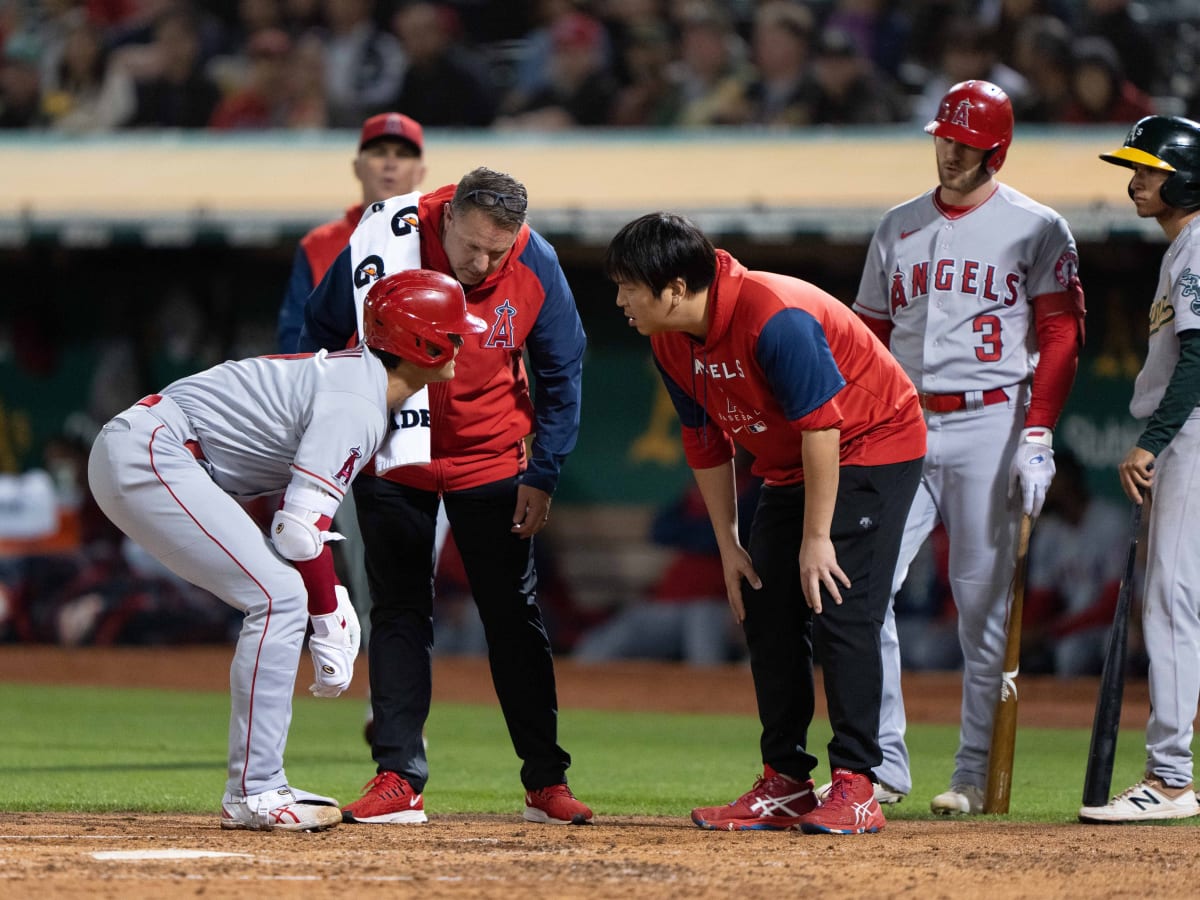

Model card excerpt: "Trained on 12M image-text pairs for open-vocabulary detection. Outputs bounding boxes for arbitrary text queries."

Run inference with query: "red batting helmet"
[362,270,486,368]
[925,80,1014,174]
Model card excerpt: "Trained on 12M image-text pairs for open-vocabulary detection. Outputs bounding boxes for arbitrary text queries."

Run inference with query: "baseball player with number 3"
[87,270,484,832]
[1080,115,1200,823]
[848,80,1086,814]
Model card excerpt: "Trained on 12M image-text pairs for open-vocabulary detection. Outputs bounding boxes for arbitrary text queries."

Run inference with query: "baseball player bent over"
[87,271,484,832]
[605,213,926,835]
[850,80,1086,814]
[1080,115,1200,823]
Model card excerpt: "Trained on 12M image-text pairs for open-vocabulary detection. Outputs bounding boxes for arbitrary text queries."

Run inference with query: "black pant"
[353,474,570,793]
[744,457,923,779]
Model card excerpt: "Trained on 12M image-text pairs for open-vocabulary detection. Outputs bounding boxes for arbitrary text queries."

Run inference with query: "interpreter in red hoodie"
[604,212,925,836]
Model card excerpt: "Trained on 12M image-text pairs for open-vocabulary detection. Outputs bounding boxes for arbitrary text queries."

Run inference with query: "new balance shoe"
[930,783,985,815]
[341,771,428,824]
[799,768,885,835]
[1078,776,1200,824]
[220,786,341,832]
[524,784,593,825]
[691,765,817,831]
[816,778,906,805]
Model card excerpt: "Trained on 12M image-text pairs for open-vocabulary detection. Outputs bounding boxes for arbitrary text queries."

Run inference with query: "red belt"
[918,387,1009,414]
[137,394,205,460]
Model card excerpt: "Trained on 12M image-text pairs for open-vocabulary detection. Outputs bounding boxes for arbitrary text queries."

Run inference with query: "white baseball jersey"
[162,347,389,499]
[1130,218,1200,418]
[854,184,1079,392]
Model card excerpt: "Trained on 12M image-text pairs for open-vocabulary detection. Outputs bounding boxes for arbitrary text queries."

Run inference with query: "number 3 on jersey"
[973,314,1002,362]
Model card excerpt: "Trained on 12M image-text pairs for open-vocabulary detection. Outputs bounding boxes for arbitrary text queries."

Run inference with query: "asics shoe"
[1079,776,1200,823]
[220,786,341,832]
[816,778,906,805]
[799,768,885,835]
[524,784,593,825]
[691,765,817,831]
[341,771,428,824]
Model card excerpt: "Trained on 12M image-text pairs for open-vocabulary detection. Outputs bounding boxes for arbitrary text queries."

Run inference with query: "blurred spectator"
[505,0,606,109]
[731,0,816,127]
[0,35,43,128]
[1078,0,1158,95]
[608,20,679,127]
[801,25,907,125]
[209,27,295,129]
[668,0,752,127]
[285,28,329,127]
[280,0,324,35]
[909,16,1029,126]
[107,0,228,63]
[975,0,1075,73]
[1060,35,1155,124]
[120,6,221,127]
[389,1,498,127]
[496,9,618,129]
[1010,13,1074,122]
[40,17,135,132]
[573,461,760,666]
[320,0,405,128]
[597,0,669,86]
[822,0,910,79]
[1022,448,1130,677]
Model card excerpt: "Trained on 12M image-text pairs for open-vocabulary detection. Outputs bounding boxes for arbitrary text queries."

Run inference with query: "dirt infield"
[1,646,1196,899]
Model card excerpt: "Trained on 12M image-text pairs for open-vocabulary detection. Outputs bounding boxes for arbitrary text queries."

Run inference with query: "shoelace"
[363,772,409,799]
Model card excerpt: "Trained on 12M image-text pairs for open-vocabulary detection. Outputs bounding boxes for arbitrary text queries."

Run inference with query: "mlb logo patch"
[747,422,767,434]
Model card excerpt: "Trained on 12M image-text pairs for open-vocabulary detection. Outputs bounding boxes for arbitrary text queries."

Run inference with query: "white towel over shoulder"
[348,192,431,474]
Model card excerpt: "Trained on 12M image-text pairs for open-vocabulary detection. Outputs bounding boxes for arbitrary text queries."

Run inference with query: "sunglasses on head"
[462,189,527,213]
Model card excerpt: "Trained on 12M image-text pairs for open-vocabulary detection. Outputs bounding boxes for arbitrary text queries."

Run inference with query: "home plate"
[93,849,253,860]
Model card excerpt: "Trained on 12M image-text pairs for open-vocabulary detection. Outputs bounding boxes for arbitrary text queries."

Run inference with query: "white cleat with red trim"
[221,786,341,832]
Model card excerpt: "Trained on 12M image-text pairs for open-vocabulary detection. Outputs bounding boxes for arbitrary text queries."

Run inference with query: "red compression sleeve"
[1027,286,1085,429]
[291,513,340,615]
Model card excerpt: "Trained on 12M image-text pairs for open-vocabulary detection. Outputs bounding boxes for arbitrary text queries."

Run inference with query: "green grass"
[0,682,1186,824]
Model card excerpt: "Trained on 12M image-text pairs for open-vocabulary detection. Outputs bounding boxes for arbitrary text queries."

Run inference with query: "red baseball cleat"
[691,765,817,831]
[798,768,886,835]
[524,783,593,825]
[341,771,427,824]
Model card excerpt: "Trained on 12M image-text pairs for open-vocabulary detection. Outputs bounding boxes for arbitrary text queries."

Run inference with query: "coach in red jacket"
[604,212,925,836]
[300,167,591,827]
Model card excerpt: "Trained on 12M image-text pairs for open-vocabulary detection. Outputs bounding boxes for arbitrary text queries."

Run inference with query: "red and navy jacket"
[277,204,365,352]
[299,184,586,495]
[652,251,925,486]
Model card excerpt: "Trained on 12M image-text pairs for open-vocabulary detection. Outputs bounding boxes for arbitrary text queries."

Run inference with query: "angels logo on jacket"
[483,299,517,349]
[353,255,385,289]
[334,447,363,486]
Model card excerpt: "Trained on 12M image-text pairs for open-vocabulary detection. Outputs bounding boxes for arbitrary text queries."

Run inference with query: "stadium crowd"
[1,0,1197,133]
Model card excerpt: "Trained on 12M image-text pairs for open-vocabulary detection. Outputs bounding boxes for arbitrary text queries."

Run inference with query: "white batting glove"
[307,585,361,698]
[1008,427,1055,518]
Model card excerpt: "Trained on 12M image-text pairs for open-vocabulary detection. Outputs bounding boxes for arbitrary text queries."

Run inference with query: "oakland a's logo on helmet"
[354,255,385,288]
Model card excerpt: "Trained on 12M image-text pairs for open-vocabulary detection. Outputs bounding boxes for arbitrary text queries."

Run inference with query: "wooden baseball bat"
[1080,498,1144,810]
[984,513,1033,814]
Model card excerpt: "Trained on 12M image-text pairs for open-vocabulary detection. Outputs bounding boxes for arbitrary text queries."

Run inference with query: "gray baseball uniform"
[88,347,388,798]
[855,182,1079,793]
[1133,219,1200,786]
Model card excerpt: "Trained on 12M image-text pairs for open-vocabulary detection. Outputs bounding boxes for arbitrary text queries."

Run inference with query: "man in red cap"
[277,112,426,353]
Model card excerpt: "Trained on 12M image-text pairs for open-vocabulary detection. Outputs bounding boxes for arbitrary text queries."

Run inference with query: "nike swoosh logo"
[900,229,920,239]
